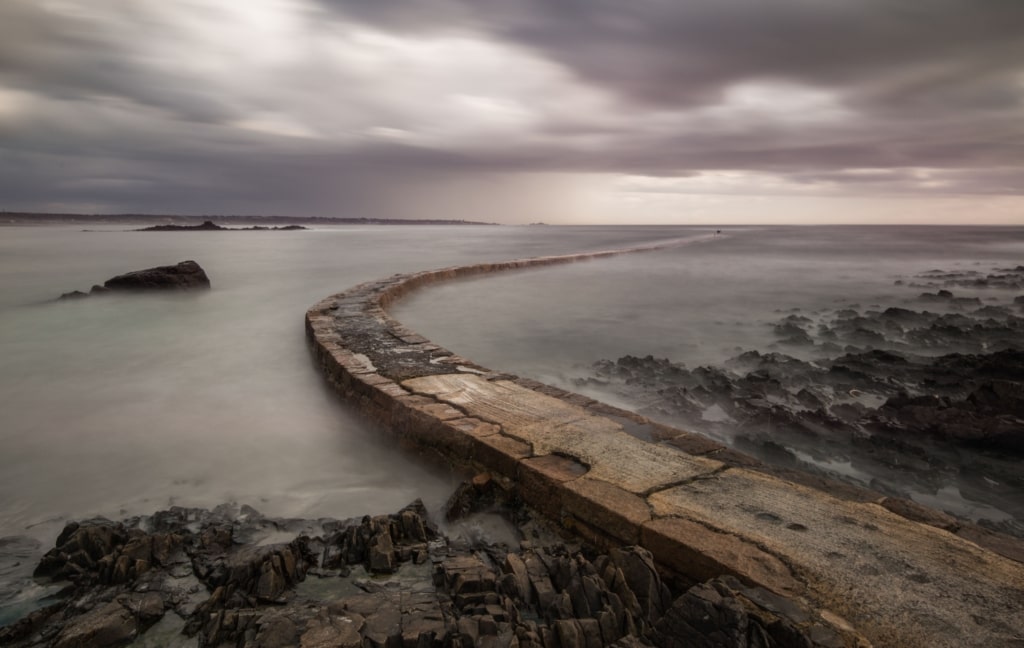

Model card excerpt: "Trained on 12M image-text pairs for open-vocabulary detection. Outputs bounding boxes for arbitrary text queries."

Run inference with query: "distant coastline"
[0,211,499,227]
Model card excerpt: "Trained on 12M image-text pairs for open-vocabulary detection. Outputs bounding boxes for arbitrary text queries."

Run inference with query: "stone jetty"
[306,240,1024,648]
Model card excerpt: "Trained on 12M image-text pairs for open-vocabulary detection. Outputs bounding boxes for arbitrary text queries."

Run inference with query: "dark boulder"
[137,220,224,231]
[654,575,864,648]
[918,290,954,302]
[102,260,210,291]
[58,260,210,299]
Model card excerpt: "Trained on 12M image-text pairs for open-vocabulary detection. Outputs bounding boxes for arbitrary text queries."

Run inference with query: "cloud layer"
[1,0,1022,222]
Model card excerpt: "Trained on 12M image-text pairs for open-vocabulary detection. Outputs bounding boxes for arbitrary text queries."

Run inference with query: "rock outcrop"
[0,497,868,648]
[59,260,210,299]
[136,220,305,231]
[101,260,210,292]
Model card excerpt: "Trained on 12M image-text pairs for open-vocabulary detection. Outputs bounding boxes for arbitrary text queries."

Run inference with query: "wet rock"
[773,321,814,346]
[52,600,138,648]
[878,307,930,327]
[367,529,396,574]
[34,519,132,584]
[968,380,1024,418]
[252,612,299,647]
[582,282,1024,546]
[609,547,671,624]
[102,260,210,291]
[654,576,868,648]
[8,496,881,648]
[919,289,954,302]
[57,260,211,299]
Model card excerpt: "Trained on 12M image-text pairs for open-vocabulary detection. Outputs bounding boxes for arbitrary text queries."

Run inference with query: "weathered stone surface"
[562,478,652,546]
[642,516,802,597]
[367,528,397,574]
[52,600,137,648]
[403,373,721,493]
[649,468,1024,647]
[298,617,362,648]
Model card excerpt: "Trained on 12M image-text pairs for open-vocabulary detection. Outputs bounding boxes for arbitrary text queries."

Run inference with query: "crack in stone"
[648,512,806,590]
[641,464,731,499]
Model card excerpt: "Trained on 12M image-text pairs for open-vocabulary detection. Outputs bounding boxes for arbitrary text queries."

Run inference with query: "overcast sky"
[2,0,1022,224]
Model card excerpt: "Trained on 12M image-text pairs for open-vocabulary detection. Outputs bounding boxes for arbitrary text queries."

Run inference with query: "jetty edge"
[305,239,1024,648]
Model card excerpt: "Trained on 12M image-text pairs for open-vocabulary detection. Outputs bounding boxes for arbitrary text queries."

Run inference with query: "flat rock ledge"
[305,242,1024,648]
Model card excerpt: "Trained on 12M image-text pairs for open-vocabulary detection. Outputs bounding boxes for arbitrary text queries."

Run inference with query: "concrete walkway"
[306,241,1024,648]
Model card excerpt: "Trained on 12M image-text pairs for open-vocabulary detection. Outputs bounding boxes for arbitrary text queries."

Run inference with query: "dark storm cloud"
[315,0,1024,185]
[324,0,1024,112]
[0,3,239,122]
[2,0,1023,219]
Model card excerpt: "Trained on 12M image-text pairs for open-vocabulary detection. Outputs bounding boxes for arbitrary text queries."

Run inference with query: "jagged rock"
[367,530,396,574]
[52,600,138,648]
[8,499,882,648]
[610,547,671,624]
[34,519,130,583]
[252,612,299,648]
[654,576,869,648]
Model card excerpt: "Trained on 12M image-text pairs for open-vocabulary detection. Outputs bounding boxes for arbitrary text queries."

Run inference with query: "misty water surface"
[0,224,703,543]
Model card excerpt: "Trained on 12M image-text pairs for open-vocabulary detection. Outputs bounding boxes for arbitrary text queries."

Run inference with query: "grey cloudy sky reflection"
[1,0,1022,223]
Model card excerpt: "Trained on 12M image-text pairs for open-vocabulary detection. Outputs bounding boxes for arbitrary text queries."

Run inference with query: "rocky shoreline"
[578,263,1024,538]
[0,483,867,648]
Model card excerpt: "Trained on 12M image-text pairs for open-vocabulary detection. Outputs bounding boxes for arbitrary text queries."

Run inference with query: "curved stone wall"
[306,240,1024,648]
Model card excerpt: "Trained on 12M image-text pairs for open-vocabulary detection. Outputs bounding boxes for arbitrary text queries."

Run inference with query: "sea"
[1,223,1022,623]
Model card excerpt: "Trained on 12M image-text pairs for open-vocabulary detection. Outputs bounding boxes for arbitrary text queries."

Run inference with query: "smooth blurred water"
[0,223,705,544]
[397,226,1024,378]
[1,222,717,622]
